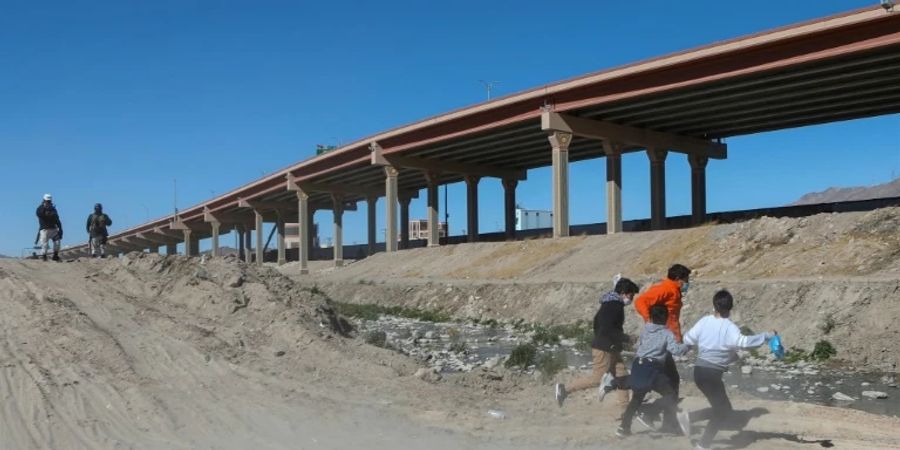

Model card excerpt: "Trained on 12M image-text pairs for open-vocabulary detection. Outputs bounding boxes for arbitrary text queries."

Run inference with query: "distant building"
[515,208,552,231]
[284,223,319,248]
[316,144,336,155]
[409,219,447,240]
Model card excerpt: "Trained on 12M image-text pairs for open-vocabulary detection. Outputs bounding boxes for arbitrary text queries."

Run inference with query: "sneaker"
[41,254,48,261]
[51,254,60,262]
[555,383,567,407]
[677,410,692,437]
[693,443,711,450]
[635,411,656,431]
[598,372,615,401]
[615,426,631,438]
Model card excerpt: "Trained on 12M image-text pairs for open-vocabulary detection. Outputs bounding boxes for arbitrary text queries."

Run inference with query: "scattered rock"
[483,356,503,370]
[414,367,442,383]
[226,274,244,288]
[832,392,855,402]
[274,350,286,357]
[861,391,888,399]
[757,387,769,393]
[741,366,753,375]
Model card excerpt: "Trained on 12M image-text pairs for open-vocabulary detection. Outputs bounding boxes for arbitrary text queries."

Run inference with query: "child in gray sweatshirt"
[617,305,690,438]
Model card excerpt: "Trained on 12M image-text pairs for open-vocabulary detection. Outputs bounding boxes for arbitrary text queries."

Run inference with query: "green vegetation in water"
[783,340,837,363]
[505,343,537,369]
[536,350,568,382]
[525,321,592,350]
[334,302,453,323]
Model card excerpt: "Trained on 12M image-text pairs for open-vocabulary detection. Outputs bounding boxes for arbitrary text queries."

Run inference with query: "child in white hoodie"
[678,290,775,450]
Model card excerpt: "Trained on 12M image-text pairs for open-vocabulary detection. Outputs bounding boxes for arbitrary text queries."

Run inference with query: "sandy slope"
[1,256,898,449]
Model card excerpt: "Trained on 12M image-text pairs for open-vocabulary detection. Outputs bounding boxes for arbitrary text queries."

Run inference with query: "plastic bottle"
[769,334,785,360]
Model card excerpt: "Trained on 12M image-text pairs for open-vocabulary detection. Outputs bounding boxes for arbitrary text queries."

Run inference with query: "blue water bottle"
[769,334,785,360]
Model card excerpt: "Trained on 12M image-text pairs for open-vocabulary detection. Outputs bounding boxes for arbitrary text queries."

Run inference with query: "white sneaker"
[693,444,711,450]
[555,383,567,407]
[634,411,656,431]
[598,373,615,401]
[677,410,692,437]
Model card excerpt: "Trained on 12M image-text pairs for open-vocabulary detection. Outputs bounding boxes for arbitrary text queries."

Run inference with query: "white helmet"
[43,193,52,201]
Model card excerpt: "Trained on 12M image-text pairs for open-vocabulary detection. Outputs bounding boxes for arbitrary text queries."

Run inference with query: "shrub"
[810,340,836,361]
[783,347,809,364]
[536,351,568,382]
[505,343,537,369]
[448,327,467,353]
[531,325,561,346]
[739,325,754,335]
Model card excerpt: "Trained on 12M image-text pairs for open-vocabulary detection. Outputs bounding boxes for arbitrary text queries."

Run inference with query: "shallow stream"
[357,316,900,417]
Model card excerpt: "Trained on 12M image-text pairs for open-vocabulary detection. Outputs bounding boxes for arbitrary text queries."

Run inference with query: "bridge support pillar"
[549,132,572,238]
[399,195,412,249]
[604,141,623,234]
[366,195,377,256]
[296,190,310,274]
[243,223,253,264]
[465,175,480,243]
[648,147,668,231]
[690,154,708,225]
[254,210,264,266]
[503,179,517,240]
[384,166,399,252]
[332,194,344,267]
[276,211,286,265]
[210,222,220,257]
[425,171,440,247]
[182,229,194,257]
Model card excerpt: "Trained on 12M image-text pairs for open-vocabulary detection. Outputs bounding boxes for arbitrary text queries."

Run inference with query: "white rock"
[861,382,871,387]
[424,331,435,339]
[831,392,855,402]
[861,391,888,399]
[741,366,753,375]
[757,387,769,393]
[560,339,576,347]
[483,356,503,370]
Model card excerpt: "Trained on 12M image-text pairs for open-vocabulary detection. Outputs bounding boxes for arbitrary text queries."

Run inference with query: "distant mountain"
[792,178,900,205]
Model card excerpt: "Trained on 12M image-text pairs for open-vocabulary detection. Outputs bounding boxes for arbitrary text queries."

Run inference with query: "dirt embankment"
[290,208,900,370]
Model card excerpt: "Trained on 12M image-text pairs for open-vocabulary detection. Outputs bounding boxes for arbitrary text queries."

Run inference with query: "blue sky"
[1,0,898,255]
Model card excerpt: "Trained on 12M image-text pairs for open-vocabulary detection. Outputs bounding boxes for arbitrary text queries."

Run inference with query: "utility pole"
[479,80,500,100]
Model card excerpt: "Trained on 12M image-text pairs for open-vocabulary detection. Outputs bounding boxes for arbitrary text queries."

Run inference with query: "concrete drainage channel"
[354,315,900,417]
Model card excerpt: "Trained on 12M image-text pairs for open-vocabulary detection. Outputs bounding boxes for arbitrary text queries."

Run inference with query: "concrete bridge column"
[425,171,440,247]
[210,222,220,257]
[549,131,572,238]
[236,227,245,260]
[189,235,199,256]
[182,229,193,257]
[276,211,286,265]
[366,195,377,256]
[307,207,317,253]
[465,175,480,243]
[243,222,253,264]
[296,190,310,274]
[648,147,668,231]
[689,154,709,225]
[399,195,412,249]
[603,141,623,234]
[166,243,177,255]
[332,194,344,267]
[254,210,264,266]
[384,166,399,252]
[502,179,517,240]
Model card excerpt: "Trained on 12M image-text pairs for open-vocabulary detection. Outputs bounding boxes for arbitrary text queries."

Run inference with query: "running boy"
[555,277,640,410]
[616,304,690,438]
[677,290,775,450]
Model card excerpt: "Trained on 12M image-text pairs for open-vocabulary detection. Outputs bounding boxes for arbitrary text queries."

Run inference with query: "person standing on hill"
[86,203,112,258]
[36,193,63,261]
[555,277,640,412]
[634,264,691,392]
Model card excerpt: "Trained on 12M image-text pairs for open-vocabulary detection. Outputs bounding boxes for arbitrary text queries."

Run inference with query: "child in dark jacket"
[555,277,640,412]
[617,304,690,438]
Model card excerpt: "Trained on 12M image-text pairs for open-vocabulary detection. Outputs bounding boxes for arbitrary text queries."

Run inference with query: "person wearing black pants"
[679,290,773,450]
[690,366,731,448]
